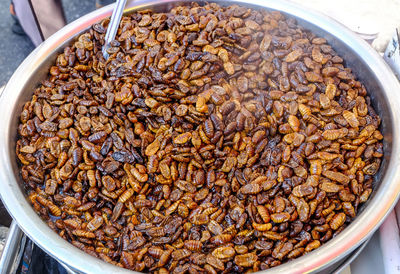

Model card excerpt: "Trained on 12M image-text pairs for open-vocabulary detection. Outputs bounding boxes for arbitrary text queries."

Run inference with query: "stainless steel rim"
[1,0,400,273]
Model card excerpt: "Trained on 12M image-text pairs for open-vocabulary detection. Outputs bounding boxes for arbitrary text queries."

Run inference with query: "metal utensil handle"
[102,0,127,60]
[0,221,25,274]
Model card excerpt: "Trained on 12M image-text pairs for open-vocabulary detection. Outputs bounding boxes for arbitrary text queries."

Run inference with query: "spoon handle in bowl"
[102,0,127,60]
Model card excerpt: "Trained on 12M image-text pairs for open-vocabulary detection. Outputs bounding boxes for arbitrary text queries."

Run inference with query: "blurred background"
[0,0,96,86]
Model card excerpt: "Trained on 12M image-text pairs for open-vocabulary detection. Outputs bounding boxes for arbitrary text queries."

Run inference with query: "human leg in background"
[11,0,66,46]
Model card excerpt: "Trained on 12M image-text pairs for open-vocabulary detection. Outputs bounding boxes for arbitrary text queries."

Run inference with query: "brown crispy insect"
[239,183,261,195]
[172,248,191,261]
[309,160,322,175]
[209,234,233,245]
[320,182,342,193]
[319,94,331,109]
[173,132,192,144]
[45,179,57,195]
[285,49,303,63]
[342,202,356,218]
[184,240,203,251]
[177,203,189,218]
[206,254,225,271]
[190,214,209,225]
[305,240,321,252]
[325,84,337,99]
[288,115,300,132]
[208,220,223,235]
[165,200,180,216]
[212,246,236,259]
[360,189,372,203]
[287,247,305,259]
[256,205,270,223]
[47,202,62,217]
[234,253,258,267]
[87,215,103,231]
[159,160,171,179]
[292,185,314,197]
[298,104,311,117]
[343,110,359,128]
[322,128,348,140]
[131,167,148,183]
[322,170,350,184]
[72,230,96,238]
[145,139,160,156]
[157,250,172,267]
[148,247,164,259]
[252,130,266,144]
[204,119,215,139]
[252,222,272,231]
[204,264,217,274]
[271,213,291,223]
[118,189,134,203]
[329,213,346,230]
[223,62,235,75]
[146,227,165,238]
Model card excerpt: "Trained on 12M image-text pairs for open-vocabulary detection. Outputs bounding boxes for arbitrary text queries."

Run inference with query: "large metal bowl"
[1,0,400,273]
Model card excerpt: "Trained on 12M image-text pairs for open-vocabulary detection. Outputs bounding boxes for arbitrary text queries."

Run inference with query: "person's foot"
[9,3,26,36]
[11,20,25,35]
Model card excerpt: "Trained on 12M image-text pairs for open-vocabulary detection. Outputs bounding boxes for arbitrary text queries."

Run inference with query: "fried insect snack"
[16,3,383,272]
